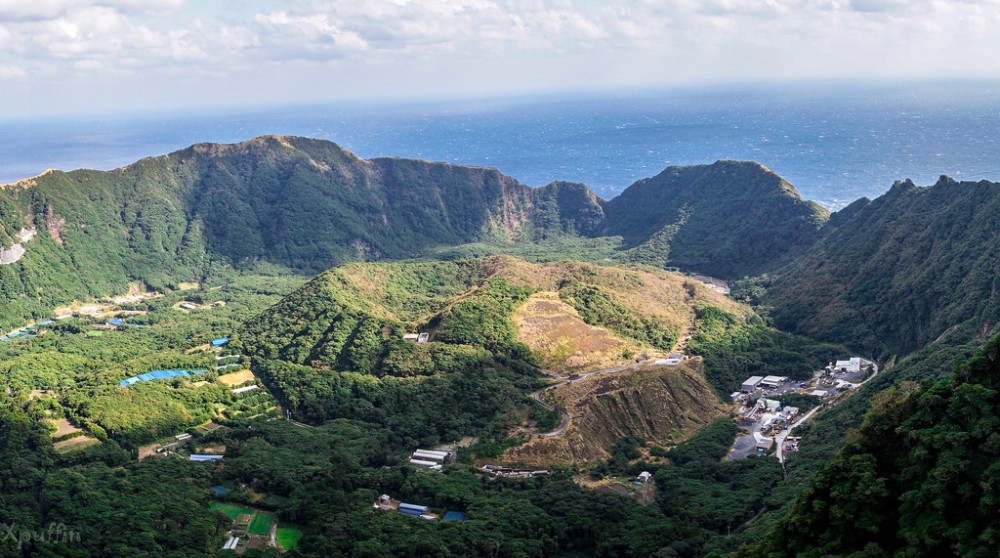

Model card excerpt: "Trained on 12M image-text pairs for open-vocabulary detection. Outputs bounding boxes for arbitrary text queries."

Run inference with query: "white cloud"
[1,0,1000,116]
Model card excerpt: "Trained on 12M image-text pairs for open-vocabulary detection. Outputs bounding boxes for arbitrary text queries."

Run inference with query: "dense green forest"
[762,177,1000,358]
[603,161,829,277]
[744,333,1000,557]
[4,138,1000,557]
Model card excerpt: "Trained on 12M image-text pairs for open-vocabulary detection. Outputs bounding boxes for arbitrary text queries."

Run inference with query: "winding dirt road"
[523,365,637,437]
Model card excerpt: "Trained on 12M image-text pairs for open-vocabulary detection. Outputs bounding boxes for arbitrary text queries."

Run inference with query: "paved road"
[775,361,880,463]
[775,405,821,463]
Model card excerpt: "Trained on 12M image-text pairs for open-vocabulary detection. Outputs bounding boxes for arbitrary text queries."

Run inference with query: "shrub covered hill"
[759,177,1000,359]
[241,255,841,464]
[0,135,828,329]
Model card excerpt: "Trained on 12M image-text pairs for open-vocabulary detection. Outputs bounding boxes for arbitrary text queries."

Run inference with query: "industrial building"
[758,375,789,389]
[741,376,764,392]
[834,357,863,373]
[409,458,443,470]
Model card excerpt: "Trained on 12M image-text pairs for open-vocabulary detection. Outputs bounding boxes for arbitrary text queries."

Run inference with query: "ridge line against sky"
[2,0,1000,117]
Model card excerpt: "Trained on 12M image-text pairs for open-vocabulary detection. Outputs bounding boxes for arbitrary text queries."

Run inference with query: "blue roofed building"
[442,512,467,522]
[211,338,229,347]
[119,369,206,387]
[190,454,224,462]
[398,503,429,517]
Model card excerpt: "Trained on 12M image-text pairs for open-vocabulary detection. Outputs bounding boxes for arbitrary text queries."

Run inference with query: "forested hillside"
[762,177,1000,358]
[0,137,829,331]
[747,333,1000,557]
[604,161,830,277]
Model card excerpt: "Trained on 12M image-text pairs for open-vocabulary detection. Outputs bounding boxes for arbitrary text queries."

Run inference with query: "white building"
[741,376,764,393]
[759,375,789,389]
[412,449,449,462]
[834,357,863,373]
[637,471,653,483]
[659,353,684,365]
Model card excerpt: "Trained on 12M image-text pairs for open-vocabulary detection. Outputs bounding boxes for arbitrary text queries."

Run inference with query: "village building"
[655,353,684,366]
[834,357,863,373]
[758,375,789,389]
[741,376,764,392]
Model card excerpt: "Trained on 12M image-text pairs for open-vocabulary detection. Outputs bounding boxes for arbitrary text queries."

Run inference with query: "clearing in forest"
[276,527,304,550]
[513,292,648,374]
[53,436,101,454]
[218,370,255,386]
[48,418,83,438]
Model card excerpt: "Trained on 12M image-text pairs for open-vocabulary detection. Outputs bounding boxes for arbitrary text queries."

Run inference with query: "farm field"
[249,512,275,535]
[276,527,304,550]
[53,436,101,454]
[218,370,255,386]
[209,502,254,520]
[48,418,83,438]
[210,502,276,537]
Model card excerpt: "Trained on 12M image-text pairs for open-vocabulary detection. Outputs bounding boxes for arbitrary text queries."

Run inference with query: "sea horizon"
[4,81,1000,210]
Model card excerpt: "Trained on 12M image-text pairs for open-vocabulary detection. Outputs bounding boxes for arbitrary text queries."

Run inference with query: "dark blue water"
[3,83,1000,209]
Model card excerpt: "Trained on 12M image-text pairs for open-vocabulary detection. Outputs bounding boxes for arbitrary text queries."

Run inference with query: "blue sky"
[2,0,999,118]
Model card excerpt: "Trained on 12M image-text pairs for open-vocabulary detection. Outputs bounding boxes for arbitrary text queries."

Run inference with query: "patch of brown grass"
[53,436,101,454]
[217,370,256,386]
[47,418,82,438]
[513,292,643,374]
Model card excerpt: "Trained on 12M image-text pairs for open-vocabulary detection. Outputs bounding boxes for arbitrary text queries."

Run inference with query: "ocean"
[3,82,1000,210]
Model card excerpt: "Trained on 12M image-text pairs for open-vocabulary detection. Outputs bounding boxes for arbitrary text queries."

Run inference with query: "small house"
[755,438,774,456]
[637,471,653,484]
[211,338,229,347]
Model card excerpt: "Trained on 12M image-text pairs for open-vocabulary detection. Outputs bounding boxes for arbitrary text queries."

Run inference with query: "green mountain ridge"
[0,135,825,330]
[5,134,1000,557]
[762,176,1000,359]
[604,161,830,277]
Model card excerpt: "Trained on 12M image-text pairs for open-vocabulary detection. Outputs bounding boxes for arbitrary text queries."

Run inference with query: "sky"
[2,0,1000,118]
